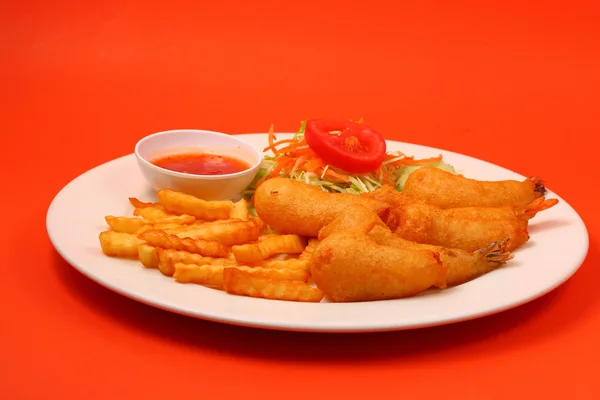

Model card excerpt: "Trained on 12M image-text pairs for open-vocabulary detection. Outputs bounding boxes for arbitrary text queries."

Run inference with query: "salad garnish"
[243,119,456,201]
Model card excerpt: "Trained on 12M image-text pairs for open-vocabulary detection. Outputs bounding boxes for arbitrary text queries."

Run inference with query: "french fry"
[258,234,279,242]
[132,204,195,222]
[129,197,158,208]
[222,269,324,302]
[138,244,159,268]
[134,206,174,220]
[103,192,315,302]
[138,230,229,258]
[99,230,145,258]
[156,248,176,276]
[230,198,249,220]
[299,238,321,261]
[156,248,238,276]
[231,243,264,264]
[107,213,195,234]
[252,217,268,234]
[172,263,308,288]
[169,220,260,246]
[256,258,309,271]
[232,235,306,264]
[105,216,152,234]
[134,222,183,235]
[193,218,242,226]
[157,189,232,221]
[204,257,239,266]
[155,248,237,276]
[157,248,223,266]
[260,235,306,256]
[173,263,225,287]
[164,219,243,234]
[160,214,196,224]
[233,266,309,282]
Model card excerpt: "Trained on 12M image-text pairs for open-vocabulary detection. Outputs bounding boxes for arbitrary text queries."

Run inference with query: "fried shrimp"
[363,186,531,251]
[317,202,388,240]
[309,229,447,302]
[254,177,390,237]
[392,202,530,252]
[442,197,559,222]
[367,225,513,286]
[320,204,514,287]
[362,185,426,230]
[403,166,546,208]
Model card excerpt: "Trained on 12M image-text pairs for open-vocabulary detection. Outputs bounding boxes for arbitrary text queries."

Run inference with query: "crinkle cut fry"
[223,268,324,302]
[157,189,232,220]
[138,229,229,258]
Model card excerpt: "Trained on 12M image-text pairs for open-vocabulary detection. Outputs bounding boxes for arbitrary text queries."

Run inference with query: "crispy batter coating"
[362,185,425,230]
[309,229,447,302]
[365,186,531,252]
[321,203,515,288]
[392,202,530,252]
[254,177,390,237]
[317,203,388,240]
[403,166,545,208]
[441,197,558,222]
[368,226,513,287]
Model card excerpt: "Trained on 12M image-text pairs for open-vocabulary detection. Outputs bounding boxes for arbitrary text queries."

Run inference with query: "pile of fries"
[99,189,324,302]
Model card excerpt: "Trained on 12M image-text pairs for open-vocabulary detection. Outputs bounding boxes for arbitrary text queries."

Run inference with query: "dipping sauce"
[152,153,251,175]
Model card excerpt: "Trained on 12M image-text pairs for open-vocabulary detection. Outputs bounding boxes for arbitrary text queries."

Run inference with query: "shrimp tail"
[475,238,514,268]
[528,176,546,197]
[521,197,559,220]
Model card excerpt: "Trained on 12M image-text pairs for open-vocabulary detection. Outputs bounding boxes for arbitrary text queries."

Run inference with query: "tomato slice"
[304,119,387,174]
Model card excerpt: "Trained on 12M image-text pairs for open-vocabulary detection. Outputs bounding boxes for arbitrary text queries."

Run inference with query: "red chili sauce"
[152,153,250,175]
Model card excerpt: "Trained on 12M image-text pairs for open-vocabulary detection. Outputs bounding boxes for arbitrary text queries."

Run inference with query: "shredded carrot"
[291,147,316,157]
[268,158,290,179]
[372,164,396,186]
[395,155,443,166]
[385,153,405,161]
[304,157,325,172]
[382,172,395,186]
[263,139,298,153]
[276,140,307,155]
[385,153,443,167]
[267,124,277,155]
[323,168,351,182]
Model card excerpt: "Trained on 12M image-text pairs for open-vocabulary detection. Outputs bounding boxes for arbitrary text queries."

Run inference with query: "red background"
[2,1,599,398]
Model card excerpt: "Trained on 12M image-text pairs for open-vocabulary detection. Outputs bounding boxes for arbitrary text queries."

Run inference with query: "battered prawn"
[403,166,546,208]
[254,177,390,237]
[367,225,513,287]
[442,196,559,222]
[309,229,447,302]
[363,185,534,252]
[321,204,514,287]
[393,202,530,252]
[317,202,389,240]
[361,185,426,230]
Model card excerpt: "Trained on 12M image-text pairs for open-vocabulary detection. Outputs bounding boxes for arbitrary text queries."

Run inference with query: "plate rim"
[46,133,590,333]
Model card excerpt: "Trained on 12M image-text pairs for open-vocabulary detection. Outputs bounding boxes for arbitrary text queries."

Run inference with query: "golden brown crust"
[254,177,389,237]
[403,166,541,208]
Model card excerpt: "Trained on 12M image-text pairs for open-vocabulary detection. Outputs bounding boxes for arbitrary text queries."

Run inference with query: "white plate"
[46,134,589,333]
